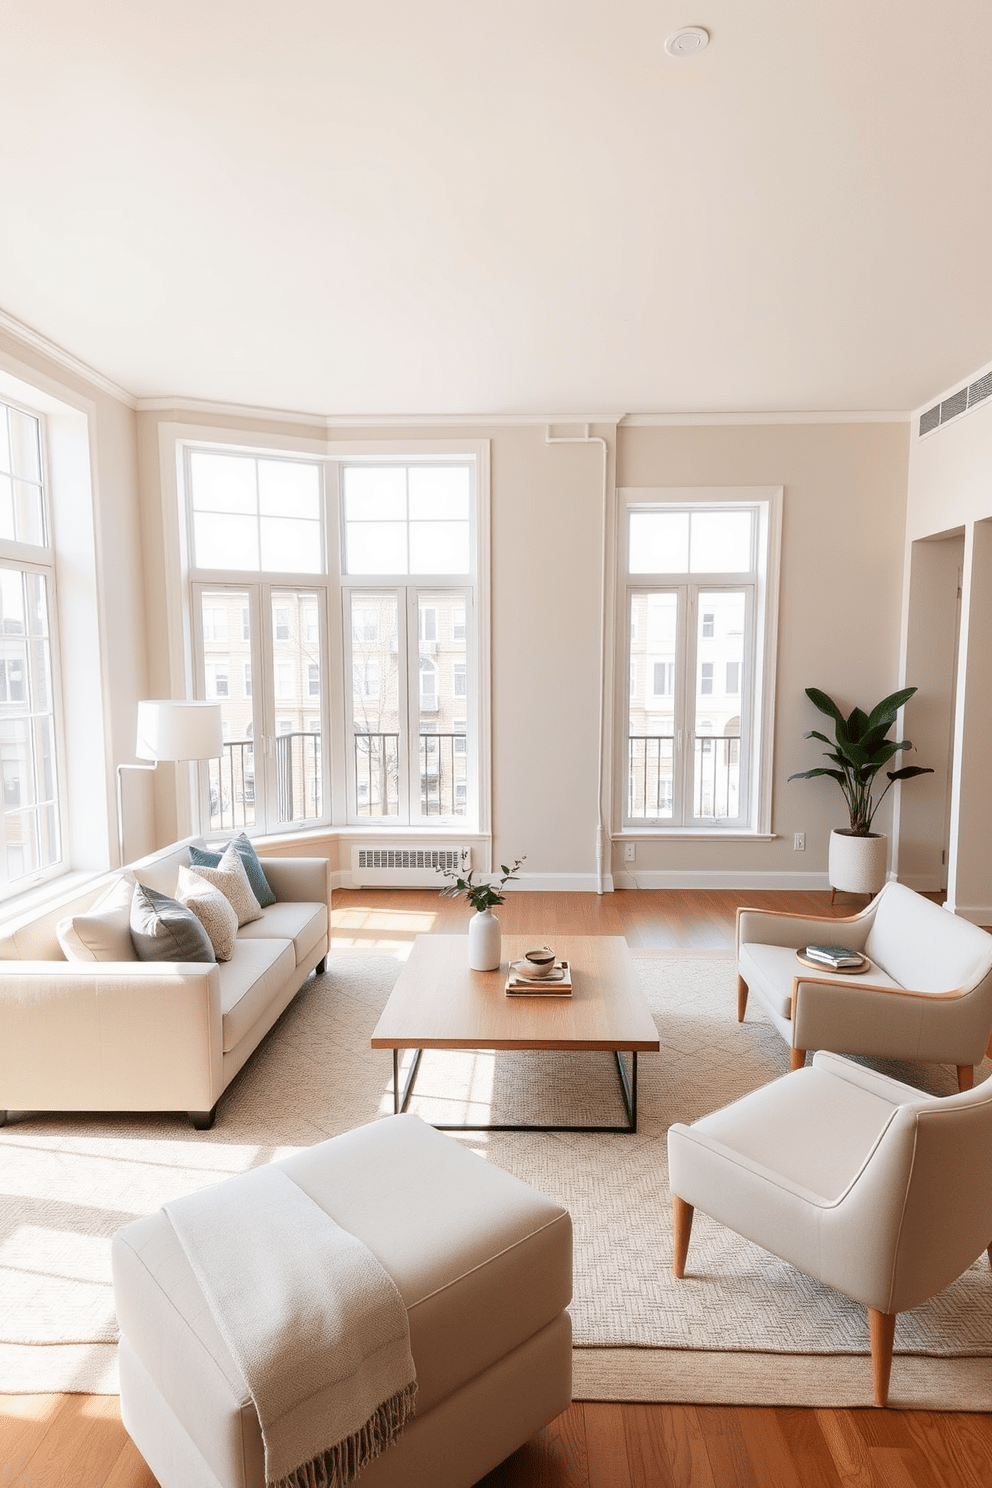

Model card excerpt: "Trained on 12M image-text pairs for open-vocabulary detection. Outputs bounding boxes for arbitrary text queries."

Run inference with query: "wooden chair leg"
[830,887,837,906]
[737,975,749,1022]
[957,1064,975,1092]
[672,1195,694,1279]
[868,1308,896,1407]
[789,1047,807,1072]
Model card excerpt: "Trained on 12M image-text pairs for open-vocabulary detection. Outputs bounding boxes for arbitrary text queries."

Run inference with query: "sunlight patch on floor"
[332,906,436,954]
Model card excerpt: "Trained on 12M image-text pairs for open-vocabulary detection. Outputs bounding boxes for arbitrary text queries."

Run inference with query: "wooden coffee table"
[370,934,660,1133]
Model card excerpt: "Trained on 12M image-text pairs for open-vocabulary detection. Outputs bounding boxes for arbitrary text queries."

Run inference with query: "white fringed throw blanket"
[164,1165,417,1488]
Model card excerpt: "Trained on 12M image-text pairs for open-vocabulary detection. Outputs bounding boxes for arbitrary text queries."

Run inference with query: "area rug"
[3,948,992,1409]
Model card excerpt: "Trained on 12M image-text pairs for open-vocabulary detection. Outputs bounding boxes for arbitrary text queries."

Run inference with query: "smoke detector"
[665,27,710,57]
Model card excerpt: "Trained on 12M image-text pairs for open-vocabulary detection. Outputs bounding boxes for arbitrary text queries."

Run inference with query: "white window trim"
[160,423,491,843]
[617,486,781,837]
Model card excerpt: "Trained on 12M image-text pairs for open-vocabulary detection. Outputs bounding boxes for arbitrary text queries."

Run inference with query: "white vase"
[467,908,501,970]
[828,829,888,895]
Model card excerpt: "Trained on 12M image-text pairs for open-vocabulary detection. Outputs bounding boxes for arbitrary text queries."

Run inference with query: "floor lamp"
[116,700,225,865]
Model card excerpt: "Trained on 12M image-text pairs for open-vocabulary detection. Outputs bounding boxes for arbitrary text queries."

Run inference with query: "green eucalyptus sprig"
[438,852,526,912]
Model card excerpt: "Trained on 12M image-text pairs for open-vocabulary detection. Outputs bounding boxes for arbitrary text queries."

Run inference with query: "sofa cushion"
[186,845,263,928]
[191,832,276,909]
[218,938,297,1052]
[864,881,992,993]
[56,872,138,962]
[739,941,904,1021]
[177,866,239,962]
[130,883,215,964]
[236,900,328,968]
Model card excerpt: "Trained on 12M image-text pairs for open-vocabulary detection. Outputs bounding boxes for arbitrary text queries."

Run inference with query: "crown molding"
[136,396,626,429]
[0,307,137,408]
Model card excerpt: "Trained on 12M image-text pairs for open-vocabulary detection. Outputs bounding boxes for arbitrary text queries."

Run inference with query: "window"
[186,446,482,834]
[621,489,780,832]
[0,400,63,890]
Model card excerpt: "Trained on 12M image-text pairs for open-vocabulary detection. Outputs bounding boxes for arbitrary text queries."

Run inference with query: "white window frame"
[618,486,781,837]
[172,432,490,841]
[0,396,68,896]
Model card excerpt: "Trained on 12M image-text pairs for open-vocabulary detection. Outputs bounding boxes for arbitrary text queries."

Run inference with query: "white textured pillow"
[177,865,239,961]
[185,843,263,927]
[56,872,138,962]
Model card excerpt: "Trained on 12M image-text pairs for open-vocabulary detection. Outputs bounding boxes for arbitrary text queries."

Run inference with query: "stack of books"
[802,943,865,970]
[506,960,573,996]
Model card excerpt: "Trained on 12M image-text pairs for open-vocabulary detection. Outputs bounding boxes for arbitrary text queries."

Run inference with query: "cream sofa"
[0,836,330,1129]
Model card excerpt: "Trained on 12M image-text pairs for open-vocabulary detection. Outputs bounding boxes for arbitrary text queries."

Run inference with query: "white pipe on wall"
[544,424,613,894]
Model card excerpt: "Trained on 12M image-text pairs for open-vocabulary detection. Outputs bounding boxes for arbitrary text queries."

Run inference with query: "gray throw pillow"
[130,882,215,963]
[190,831,276,908]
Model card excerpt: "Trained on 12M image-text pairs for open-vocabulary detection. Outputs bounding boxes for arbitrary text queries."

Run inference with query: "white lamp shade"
[135,700,224,762]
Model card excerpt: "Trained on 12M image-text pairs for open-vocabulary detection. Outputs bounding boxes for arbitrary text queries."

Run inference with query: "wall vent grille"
[919,371,992,437]
[351,845,470,886]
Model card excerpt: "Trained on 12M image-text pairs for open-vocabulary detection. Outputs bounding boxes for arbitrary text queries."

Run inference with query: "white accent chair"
[668,1052,992,1406]
[736,882,992,1091]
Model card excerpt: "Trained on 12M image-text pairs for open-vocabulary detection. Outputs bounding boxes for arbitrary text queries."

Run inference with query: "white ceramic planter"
[828,829,888,895]
[467,908,502,970]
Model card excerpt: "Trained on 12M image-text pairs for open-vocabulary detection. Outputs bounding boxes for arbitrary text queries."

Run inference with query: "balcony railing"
[209,731,322,834]
[627,734,740,822]
[353,730,467,818]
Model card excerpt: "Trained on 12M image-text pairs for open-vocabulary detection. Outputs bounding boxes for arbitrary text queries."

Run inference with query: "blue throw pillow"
[190,833,276,908]
[130,883,215,963]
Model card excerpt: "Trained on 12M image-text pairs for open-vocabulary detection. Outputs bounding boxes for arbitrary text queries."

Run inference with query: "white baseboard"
[613,869,832,891]
[947,903,992,926]
[898,873,944,893]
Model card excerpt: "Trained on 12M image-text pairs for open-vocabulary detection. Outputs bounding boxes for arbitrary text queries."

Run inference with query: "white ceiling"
[2,1,991,419]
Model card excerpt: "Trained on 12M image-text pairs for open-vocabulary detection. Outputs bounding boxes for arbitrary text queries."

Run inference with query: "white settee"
[0,836,330,1129]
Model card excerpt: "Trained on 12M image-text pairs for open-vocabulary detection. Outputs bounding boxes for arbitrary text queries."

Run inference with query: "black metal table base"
[390,1047,640,1133]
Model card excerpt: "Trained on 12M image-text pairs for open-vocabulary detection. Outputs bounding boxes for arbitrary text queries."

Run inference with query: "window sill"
[618,831,776,842]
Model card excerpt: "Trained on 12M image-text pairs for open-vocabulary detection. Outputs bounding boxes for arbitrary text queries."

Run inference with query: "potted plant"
[789,687,933,897]
[438,853,526,969]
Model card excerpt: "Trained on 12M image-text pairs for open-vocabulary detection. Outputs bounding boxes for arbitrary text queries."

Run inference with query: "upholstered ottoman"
[112,1115,573,1488]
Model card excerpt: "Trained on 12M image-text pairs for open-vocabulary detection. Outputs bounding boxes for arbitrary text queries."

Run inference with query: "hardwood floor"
[4,886,990,1488]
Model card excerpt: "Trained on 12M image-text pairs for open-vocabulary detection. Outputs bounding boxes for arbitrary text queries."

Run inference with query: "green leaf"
[865,688,916,732]
[846,707,869,742]
[886,765,935,781]
[805,688,845,725]
[788,767,847,784]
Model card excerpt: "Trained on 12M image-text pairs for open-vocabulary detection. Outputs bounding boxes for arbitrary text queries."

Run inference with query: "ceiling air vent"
[919,371,992,438]
[919,404,941,436]
[968,371,992,408]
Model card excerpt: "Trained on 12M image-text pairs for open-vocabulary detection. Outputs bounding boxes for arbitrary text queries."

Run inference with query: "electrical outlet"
[794,832,805,852]
[624,843,636,862]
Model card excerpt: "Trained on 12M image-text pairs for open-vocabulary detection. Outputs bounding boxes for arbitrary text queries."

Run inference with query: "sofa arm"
[0,961,224,1114]
[737,903,874,953]
[259,856,331,907]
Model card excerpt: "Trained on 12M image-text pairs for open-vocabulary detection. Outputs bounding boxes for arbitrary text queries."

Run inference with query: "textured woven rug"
[3,948,992,1408]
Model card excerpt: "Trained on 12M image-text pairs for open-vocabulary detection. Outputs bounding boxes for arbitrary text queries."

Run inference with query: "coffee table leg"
[614,1050,638,1133]
[394,1048,424,1115]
